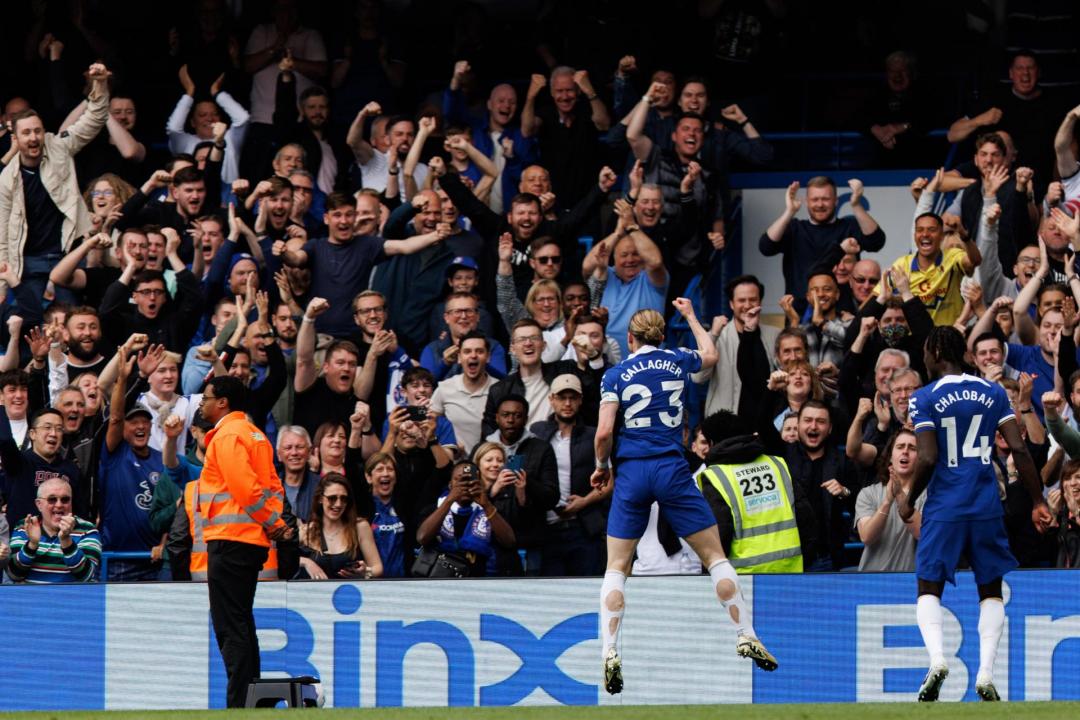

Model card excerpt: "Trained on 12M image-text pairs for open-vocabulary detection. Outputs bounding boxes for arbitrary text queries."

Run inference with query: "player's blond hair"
[628,309,665,346]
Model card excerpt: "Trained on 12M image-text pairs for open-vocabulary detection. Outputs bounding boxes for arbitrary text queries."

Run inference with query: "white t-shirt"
[487,129,506,213]
[245,24,328,124]
[359,149,429,195]
[9,417,27,448]
[521,372,551,429]
[316,137,337,194]
[632,503,701,576]
[546,431,573,523]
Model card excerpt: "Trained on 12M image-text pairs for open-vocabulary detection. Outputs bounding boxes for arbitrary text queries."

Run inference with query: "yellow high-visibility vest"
[697,455,803,574]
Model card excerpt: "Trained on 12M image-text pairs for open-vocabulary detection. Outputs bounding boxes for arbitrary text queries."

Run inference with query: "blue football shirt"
[908,373,1014,521]
[601,345,701,460]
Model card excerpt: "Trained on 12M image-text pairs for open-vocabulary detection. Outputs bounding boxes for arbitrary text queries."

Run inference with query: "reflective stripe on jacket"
[184,480,278,581]
[697,455,803,573]
[200,411,287,547]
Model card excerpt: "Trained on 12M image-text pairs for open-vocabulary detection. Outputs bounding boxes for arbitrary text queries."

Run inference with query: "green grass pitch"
[2,703,1078,719]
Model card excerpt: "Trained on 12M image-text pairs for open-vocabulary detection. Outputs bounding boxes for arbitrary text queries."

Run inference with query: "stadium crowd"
[1,0,1080,583]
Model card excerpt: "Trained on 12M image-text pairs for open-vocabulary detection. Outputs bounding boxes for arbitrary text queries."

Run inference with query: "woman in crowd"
[416,459,515,577]
[473,441,525,575]
[1050,458,1080,568]
[312,421,348,476]
[298,473,383,580]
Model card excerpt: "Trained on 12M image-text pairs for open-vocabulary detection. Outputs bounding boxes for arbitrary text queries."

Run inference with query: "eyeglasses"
[201,393,219,403]
[324,494,349,505]
[514,335,542,345]
[851,276,880,285]
[355,306,386,316]
[446,308,478,317]
[32,423,63,433]
[534,255,561,265]
[134,288,166,297]
[1016,257,1039,266]
[90,189,115,198]
[40,495,71,505]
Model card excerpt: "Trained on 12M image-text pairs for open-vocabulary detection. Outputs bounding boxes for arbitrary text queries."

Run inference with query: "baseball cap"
[446,256,479,276]
[125,404,153,421]
[550,374,582,395]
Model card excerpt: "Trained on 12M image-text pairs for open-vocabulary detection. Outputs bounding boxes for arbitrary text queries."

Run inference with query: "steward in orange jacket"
[200,410,288,546]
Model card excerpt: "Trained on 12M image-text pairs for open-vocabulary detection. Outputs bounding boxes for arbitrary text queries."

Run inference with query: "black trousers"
[207,539,269,708]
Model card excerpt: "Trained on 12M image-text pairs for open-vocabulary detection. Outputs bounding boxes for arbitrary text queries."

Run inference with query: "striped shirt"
[7,518,101,583]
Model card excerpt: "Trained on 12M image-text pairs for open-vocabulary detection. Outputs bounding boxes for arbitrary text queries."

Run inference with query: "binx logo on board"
[207,584,600,708]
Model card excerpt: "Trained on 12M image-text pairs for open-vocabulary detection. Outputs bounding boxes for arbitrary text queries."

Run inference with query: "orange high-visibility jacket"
[184,480,279,581]
[200,411,287,548]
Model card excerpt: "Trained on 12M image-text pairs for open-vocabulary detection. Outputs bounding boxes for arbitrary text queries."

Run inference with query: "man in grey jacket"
[694,274,780,418]
[0,62,110,302]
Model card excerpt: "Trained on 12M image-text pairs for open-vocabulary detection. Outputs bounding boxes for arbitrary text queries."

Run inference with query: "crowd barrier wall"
[4,570,1080,710]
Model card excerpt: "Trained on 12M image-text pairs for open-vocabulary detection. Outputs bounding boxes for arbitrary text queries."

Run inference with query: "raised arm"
[582,231,614,281]
[764,181,801,245]
[846,179,880,237]
[402,116,435,181]
[1012,238,1047,344]
[625,83,660,161]
[294,297,328,393]
[384,224,448,256]
[105,348,135,453]
[1055,104,1080,179]
[105,113,145,162]
[520,74,546,138]
[346,102,382,164]
[59,63,110,155]
[946,107,1002,144]
[673,298,717,371]
[845,397,881,468]
[573,70,610,131]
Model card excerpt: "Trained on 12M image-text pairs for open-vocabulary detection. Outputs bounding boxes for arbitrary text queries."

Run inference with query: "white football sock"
[600,570,626,656]
[708,559,754,637]
[977,598,1005,683]
[916,594,946,667]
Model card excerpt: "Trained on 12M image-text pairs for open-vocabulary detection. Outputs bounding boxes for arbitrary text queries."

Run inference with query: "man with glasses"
[348,290,411,435]
[483,318,596,437]
[430,256,497,342]
[287,169,325,236]
[6,477,100,583]
[420,292,507,382]
[100,264,204,354]
[527,237,562,282]
[850,259,883,310]
[0,406,82,543]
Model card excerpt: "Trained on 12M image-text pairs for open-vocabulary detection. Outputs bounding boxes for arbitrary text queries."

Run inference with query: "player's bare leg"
[683,525,777,671]
[600,536,638,694]
[974,579,1004,701]
[916,579,949,701]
